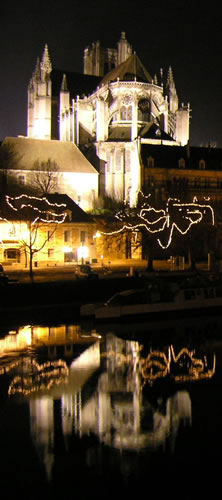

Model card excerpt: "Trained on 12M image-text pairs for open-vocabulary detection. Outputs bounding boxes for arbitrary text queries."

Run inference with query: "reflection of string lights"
[141,345,216,385]
[8,359,69,396]
[141,350,169,383]
[99,194,215,249]
[103,344,216,386]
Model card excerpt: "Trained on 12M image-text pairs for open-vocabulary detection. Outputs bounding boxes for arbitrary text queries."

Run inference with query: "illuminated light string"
[5,194,67,225]
[99,194,215,249]
[6,193,67,209]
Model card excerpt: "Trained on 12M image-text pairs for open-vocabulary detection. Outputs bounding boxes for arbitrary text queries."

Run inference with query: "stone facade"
[26,33,190,208]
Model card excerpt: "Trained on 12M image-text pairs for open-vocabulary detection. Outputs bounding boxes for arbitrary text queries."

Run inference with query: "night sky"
[0,1,222,147]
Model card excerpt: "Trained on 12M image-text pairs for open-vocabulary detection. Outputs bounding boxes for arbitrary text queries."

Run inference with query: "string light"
[5,194,67,225]
[99,193,215,249]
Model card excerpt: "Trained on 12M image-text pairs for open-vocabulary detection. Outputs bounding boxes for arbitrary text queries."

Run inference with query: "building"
[2,32,222,264]
[26,33,190,207]
[1,137,99,212]
[0,193,97,267]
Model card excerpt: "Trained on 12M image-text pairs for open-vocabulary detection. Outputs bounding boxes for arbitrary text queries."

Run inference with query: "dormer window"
[178,158,185,169]
[147,156,154,168]
[199,159,206,170]
[66,209,72,222]
[18,174,25,185]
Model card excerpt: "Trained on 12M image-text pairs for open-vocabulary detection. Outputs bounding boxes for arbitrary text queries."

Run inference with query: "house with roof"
[1,137,99,212]
[0,193,97,267]
[140,142,222,206]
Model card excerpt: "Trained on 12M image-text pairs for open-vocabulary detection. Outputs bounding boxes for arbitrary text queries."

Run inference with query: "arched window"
[125,150,131,172]
[120,106,127,120]
[18,174,25,185]
[199,159,206,170]
[178,158,186,169]
[126,106,132,120]
[147,156,154,168]
[138,99,150,122]
[116,150,123,171]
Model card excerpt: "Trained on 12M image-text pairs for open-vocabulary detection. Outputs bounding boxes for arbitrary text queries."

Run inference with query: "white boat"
[80,275,222,321]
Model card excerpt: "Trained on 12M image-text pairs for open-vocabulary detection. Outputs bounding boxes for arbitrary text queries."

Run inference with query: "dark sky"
[0,1,222,147]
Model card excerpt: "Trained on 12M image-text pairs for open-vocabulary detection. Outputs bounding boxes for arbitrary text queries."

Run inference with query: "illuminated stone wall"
[26,35,190,212]
[0,220,97,267]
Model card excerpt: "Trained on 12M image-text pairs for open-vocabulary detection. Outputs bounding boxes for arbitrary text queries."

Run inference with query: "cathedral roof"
[3,137,99,175]
[99,53,153,87]
[139,123,175,141]
[44,193,94,223]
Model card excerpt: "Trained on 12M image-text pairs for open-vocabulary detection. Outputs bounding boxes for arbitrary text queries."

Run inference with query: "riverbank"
[0,275,145,329]
[0,268,210,331]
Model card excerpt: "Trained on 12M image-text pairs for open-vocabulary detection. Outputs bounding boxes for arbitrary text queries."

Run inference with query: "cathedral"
[23,32,190,208]
[4,32,222,265]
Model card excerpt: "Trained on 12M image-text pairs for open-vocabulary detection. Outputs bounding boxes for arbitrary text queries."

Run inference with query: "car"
[74,264,99,280]
[0,263,8,286]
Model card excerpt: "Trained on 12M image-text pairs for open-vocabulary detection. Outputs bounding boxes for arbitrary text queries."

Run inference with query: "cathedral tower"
[27,45,52,140]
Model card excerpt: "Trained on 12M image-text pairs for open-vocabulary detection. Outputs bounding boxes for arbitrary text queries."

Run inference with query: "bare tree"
[6,194,67,280]
[31,159,60,195]
[0,142,21,194]
[99,191,215,271]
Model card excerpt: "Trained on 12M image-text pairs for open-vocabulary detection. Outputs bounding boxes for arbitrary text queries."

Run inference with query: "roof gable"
[2,137,99,175]
[99,53,153,87]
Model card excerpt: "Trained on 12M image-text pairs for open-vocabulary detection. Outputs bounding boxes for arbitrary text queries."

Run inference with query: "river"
[0,313,222,499]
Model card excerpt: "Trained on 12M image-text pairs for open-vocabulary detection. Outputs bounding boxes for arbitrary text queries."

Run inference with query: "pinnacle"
[41,44,52,74]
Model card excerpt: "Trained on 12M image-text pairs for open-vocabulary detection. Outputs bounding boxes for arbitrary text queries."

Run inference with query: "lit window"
[199,159,206,169]
[64,230,71,242]
[18,175,25,185]
[48,248,54,258]
[147,156,154,168]
[80,231,87,243]
[4,248,20,262]
[178,158,185,168]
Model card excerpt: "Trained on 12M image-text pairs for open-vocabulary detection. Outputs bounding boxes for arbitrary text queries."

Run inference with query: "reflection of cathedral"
[25,334,194,479]
[2,327,216,482]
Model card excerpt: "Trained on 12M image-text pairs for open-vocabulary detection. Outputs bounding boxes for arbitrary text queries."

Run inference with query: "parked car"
[74,264,99,280]
[0,264,8,285]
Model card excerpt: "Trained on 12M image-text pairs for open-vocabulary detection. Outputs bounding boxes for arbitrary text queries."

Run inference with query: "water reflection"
[0,320,217,490]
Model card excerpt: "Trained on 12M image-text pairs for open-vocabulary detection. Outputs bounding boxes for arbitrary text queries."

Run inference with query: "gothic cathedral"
[27,32,190,207]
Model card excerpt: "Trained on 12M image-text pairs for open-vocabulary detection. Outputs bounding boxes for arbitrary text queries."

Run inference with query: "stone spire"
[34,57,41,80]
[166,66,178,113]
[61,74,68,92]
[117,31,132,65]
[167,66,175,89]
[41,44,52,75]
